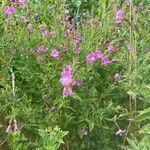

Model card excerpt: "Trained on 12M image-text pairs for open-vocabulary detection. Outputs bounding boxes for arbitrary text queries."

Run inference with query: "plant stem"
[10,68,15,97]
[122,0,134,148]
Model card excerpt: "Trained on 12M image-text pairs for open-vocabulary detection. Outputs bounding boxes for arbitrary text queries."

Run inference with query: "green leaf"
[72,93,82,102]
[139,124,150,134]
[127,138,140,150]
[86,120,94,132]
[135,107,150,122]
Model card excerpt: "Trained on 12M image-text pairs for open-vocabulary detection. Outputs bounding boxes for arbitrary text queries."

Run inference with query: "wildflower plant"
[0,0,150,150]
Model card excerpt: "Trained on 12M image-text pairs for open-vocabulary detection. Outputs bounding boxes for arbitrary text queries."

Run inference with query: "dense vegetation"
[0,0,150,149]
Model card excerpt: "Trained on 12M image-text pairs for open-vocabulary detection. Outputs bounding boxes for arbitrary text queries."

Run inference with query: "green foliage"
[37,127,68,150]
[127,136,150,150]
[140,124,150,135]
[135,107,150,122]
[66,0,100,20]
[7,132,28,150]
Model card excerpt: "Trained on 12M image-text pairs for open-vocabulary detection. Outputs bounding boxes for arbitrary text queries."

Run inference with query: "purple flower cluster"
[107,44,115,52]
[66,18,73,35]
[86,53,96,64]
[115,9,124,23]
[36,45,60,59]
[18,0,25,6]
[86,50,112,66]
[4,0,26,16]
[51,49,60,58]
[37,45,48,52]
[40,26,56,38]
[59,63,83,97]
[101,56,112,66]
[60,65,73,86]
[40,27,48,37]
[10,0,25,6]
[65,17,80,54]
[4,7,16,16]
[62,86,73,97]
[60,65,73,97]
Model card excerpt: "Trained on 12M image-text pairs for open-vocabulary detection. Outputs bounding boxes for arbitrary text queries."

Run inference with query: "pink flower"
[60,70,73,86]
[50,49,60,58]
[62,86,73,97]
[10,0,25,6]
[4,6,16,16]
[115,10,124,22]
[86,50,105,64]
[41,27,48,37]
[18,0,25,6]
[94,50,104,58]
[101,56,112,66]
[60,65,73,97]
[66,24,73,34]
[60,65,73,86]
[107,44,115,52]
[86,50,112,66]
[86,53,96,64]
[37,45,48,52]
[72,37,80,47]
